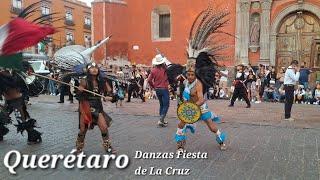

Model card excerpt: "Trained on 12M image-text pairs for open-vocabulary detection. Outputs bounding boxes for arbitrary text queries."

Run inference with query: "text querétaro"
[3,150,130,174]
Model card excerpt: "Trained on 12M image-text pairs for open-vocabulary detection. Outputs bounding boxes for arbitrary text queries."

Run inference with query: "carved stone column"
[235,0,242,62]
[269,34,277,65]
[239,0,250,65]
[259,0,272,64]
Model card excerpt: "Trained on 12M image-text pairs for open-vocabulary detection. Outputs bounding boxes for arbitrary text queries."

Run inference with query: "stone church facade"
[92,0,320,74]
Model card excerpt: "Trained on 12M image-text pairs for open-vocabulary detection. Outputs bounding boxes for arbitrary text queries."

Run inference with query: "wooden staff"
[30,73,112,100]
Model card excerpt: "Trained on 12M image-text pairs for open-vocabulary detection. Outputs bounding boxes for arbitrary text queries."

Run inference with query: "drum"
[177,102,201,124]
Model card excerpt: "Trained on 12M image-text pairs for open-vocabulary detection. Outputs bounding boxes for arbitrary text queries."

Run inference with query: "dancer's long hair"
[86,69,106,94]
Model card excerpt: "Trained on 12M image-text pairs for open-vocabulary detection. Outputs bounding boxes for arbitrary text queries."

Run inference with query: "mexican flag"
[0,18,55,70]
[0,18,55,56]
[0,53,23,70]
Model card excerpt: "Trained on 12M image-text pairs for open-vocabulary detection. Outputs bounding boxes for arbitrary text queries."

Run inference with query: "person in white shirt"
[219,69,229,98]
[283,60,300,121]
[312,83,320,105]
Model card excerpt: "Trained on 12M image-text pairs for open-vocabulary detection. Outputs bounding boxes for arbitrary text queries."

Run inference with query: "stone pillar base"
[249,45,259,53]
[258,59,271,66]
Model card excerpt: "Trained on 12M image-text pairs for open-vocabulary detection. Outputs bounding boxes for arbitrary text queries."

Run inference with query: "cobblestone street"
[0,95,319,180]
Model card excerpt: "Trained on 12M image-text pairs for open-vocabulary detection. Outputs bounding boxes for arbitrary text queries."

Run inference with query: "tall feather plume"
[18,1,42,18]
[18,1,62,26]
[186,4,231,93]
[187,5,230,59]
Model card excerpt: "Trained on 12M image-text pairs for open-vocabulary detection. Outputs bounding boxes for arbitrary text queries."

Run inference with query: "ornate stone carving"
[261,0,272,10]
[251,2,260,10]
[240,2,250,12]
[249,13,261,52]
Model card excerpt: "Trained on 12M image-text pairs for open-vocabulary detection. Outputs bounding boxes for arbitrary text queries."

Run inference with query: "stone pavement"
[0,95,319,180]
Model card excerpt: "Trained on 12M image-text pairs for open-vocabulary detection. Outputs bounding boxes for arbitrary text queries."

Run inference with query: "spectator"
[48,72,57,96]
[276,67,285,88]
[247,63,255,74]
[299,62,312,89]
[246,70,256,102]
[117,67,125,80]
[255,76,261,103]
[305,88,313,104]
[311,83,320,105]
[266,66,277,87]
[148,55,170,127]
[284,60,300,121]
[256,65,266,103]
[295,85,305,104]
[276,84,286,102]
[219,68,229,98]
[263,82,276,102]
[58,75,73,103]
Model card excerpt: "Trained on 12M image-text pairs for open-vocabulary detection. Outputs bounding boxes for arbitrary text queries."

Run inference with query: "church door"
[276,12,320,72]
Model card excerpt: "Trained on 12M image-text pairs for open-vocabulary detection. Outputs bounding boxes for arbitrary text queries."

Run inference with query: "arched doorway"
[276,11,320,72]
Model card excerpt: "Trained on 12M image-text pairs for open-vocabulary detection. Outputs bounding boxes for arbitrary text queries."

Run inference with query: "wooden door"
[276,12,320,72]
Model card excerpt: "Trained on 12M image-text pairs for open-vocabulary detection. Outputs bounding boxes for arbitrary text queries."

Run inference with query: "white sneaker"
[255,101,261,104]
[284,118,294,121]
[220,143,227,151]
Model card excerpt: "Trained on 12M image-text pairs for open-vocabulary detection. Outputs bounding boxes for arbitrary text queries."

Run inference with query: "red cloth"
[2,18,56,55]
[147,66,169,89]
[79,101,92,126]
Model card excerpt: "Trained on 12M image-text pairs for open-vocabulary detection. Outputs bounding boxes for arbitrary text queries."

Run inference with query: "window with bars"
[84,16,91,25]
[151,5,171,41]
[159,14,170,38]
[41,6,50,15]
[66,10,73,21]
[66,32,74,41]
[12,0,22,9]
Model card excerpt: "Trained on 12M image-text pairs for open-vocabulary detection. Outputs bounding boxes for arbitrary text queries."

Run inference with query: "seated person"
[304,88,313,104]
[311,83,320,105]
[295,85,306,104]
[275,84,286,103]
[263,83,276,102]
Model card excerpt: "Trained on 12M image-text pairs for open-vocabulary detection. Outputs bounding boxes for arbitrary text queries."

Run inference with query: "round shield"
[177,102,201,124]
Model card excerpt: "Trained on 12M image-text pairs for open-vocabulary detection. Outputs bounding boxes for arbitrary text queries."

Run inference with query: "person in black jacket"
[266,66,277,87]
[246,70,256,101]
[58,75,73,103]
[229,65,251,108]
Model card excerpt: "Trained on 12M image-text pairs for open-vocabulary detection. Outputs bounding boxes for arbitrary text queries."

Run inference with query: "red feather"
[1,18,55,55]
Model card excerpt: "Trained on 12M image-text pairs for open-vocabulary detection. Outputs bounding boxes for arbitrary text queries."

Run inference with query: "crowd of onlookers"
[211,62,320,105]
[43,62,320,106]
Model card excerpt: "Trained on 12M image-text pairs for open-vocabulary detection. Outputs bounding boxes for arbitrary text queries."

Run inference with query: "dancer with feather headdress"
[0,1,57,143]
[51,36,119,154]
[167,6,230,151]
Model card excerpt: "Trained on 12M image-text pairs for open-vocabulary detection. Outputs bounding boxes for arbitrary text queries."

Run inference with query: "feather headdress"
[186,6,230,93]
[187,6,230,60]
[0,1,58,57]
[53,36,111,74]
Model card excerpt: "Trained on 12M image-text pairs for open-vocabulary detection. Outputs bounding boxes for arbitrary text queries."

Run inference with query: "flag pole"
[30,73,111,100]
